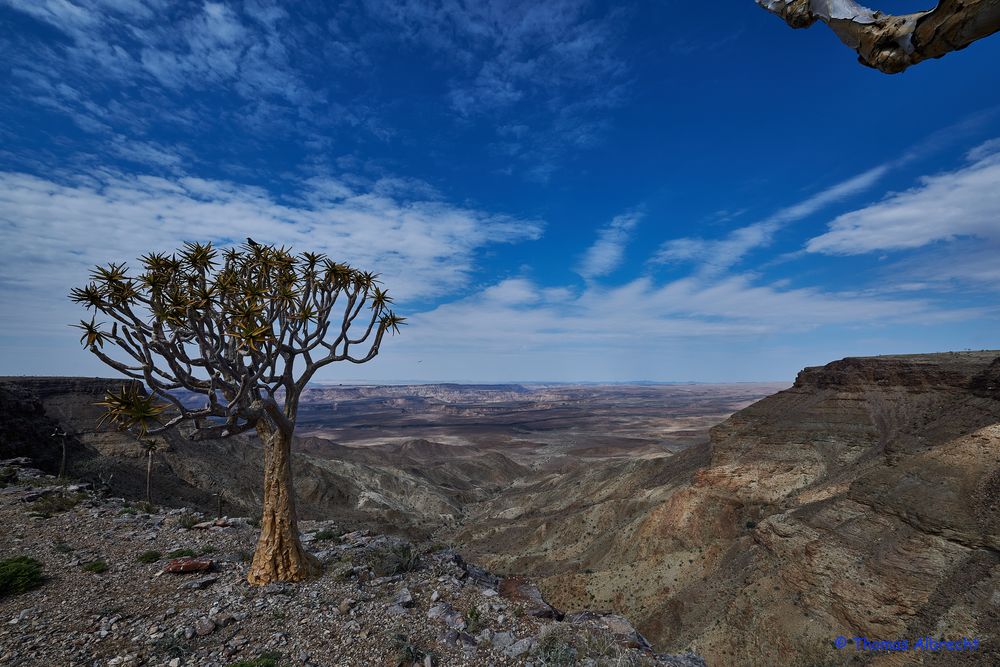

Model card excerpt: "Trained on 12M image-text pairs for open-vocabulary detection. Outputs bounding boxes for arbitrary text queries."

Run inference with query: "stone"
[427,603,467,630]
[212,612,236,628]
[505,637,534,658]
[463,562,500,589]
[338,599,353,615]
[168,659,181,667]
[392,587,414,608]
[264,582,292,595]
[499,577,562,620]
[164,557,213,574]
[194,617,216,636]
[182,575,220,590]
[183,626,195,640]
[430,590,440,602]
[387,604,409,615]
[492,631,515,650]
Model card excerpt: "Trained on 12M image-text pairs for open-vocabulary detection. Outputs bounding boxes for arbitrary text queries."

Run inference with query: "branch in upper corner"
[757,0,1000,73]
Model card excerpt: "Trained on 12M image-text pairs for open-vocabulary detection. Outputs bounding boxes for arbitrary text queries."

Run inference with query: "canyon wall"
[453,352,1000,665]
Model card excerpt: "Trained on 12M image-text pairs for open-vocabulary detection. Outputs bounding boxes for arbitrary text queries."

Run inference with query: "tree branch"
[758,0,1000,73]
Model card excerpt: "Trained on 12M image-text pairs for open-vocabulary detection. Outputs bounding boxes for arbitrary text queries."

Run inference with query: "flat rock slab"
[163,557,214,574]
[182,575,220,590]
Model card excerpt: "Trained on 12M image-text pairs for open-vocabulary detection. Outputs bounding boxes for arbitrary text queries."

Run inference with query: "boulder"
[499,577,563,620]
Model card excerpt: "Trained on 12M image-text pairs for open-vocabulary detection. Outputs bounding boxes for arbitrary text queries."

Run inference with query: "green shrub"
[120,506,138,515]
[137,550,162,564]
[177,513,199,529]
[367,542,420,576]
[29,492,84,517]
[82,560,109,574]
[312,529,337,541]
[136,501,155,513]
[0,556,44,596]
[464,606,483,633]
[198,546,216,556]
[151,636,190,658]
[166,548,196,559]
[53,541,73,554]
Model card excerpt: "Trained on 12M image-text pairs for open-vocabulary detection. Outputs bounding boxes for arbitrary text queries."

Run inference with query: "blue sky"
[1,0,998,383]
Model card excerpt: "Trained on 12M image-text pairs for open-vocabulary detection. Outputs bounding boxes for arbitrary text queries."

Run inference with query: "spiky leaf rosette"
[71,240,404,439]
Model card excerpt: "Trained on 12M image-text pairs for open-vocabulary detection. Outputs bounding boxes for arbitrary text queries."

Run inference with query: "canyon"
[1,350,998,665]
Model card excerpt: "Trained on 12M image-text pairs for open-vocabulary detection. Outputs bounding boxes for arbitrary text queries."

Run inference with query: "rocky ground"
[0,458,705,667]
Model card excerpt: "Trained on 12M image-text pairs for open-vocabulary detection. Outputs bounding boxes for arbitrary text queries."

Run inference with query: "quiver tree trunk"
[247,420,321,585]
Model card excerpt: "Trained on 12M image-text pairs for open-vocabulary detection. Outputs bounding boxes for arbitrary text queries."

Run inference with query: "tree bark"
[246,420,321,585]
[758,0,1000,73]
[145,451,152,504]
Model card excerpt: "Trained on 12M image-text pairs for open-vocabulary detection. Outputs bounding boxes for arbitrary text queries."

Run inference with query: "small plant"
[120,506,138,515]
[53,541,74,554]
[137,501,156,513]
[536,623,578,665]
[392,634,427,664]
[312,529,337,541]
[464,606,483,634]
[151,636,190,658]
[237,550,252,563]
[198,546,217,556]
[368,542,420,576]
[137,550,162,564]
[225,653,281,667]
[0,556,44,596]
[166,548,196,559]
[177,513,199,529]
[96,604,124,616]
[745,520,757,529]
[29,492,84,517]
[82,560,109,574]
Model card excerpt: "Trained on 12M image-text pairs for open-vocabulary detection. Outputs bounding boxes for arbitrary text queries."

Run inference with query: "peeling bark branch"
[758,0,1000,73]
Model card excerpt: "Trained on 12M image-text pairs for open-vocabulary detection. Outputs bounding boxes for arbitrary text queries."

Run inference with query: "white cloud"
[966,137,1000,162]
[653,164,890,274]
[0,169,543,335]
[807,144,1000,255]
[576,210,642,280]
[352,272,984,382]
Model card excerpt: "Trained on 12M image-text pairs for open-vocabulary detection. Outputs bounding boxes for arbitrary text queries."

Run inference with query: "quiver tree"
[70,241,404,584]
[139,439,159,505]
[758,0,1000,73]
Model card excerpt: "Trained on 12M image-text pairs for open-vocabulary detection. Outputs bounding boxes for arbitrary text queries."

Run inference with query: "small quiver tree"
[71,241,404,584]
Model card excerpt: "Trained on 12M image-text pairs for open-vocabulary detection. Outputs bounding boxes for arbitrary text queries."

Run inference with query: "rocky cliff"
[453,351,1000,665]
